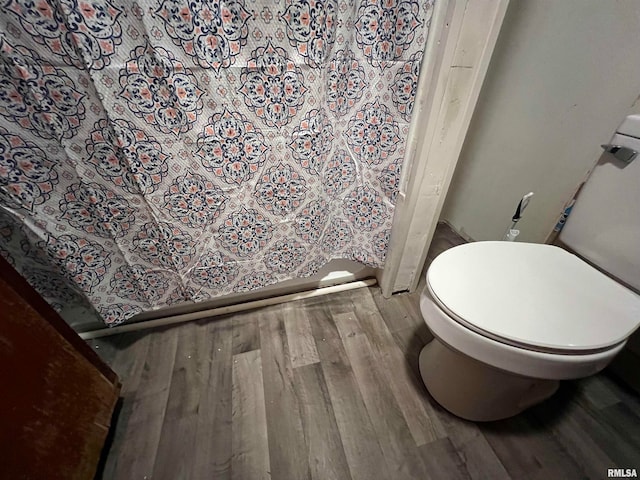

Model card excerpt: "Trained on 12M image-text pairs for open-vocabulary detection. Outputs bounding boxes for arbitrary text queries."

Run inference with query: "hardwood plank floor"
[93,223,640,480]
[232,317,260,355]
[192,319,233,480]
[111,330,178,479]
[293,363,351,480]
[333,312,431,480]
[283,302,320,369]
[309,303,390,480]
[258,307,310,480]
[153,323,212,480]
[231,349,270,480]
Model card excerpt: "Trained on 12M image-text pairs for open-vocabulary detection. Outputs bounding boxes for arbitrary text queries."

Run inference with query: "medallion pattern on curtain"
[0,0,433,325]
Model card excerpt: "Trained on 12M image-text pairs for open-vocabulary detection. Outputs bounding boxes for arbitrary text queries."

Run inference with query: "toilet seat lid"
[427,242,640,353]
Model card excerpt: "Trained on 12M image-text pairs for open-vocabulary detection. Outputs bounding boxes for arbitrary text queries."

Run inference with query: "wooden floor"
[91,224,640,480]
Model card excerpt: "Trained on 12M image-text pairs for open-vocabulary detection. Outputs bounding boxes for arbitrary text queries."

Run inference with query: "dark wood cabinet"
[0,256,120,480]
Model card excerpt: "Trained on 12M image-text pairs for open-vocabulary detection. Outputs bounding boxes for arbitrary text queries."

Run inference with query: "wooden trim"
[379,0,510,296]
[80,278,377,339]
[0,255,118,383]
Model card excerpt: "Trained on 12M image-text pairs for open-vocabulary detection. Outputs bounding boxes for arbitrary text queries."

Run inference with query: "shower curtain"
[0,0,433,326]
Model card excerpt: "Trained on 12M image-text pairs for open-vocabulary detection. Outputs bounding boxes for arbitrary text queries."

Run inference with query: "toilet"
[419,115,640,421]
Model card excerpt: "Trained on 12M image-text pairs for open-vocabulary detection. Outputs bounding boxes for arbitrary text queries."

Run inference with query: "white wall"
[441,0,640,242]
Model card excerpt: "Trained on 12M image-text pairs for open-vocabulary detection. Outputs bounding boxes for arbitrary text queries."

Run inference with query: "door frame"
[379,0,510,296]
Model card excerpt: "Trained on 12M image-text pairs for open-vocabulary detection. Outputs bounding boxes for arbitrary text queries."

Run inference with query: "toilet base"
[419,339,559,421]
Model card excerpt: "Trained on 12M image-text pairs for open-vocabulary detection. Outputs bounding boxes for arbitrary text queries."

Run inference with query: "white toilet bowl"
[419,241,640,421]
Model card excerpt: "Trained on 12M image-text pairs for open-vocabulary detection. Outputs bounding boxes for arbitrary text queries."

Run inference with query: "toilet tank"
[559,115,640,291]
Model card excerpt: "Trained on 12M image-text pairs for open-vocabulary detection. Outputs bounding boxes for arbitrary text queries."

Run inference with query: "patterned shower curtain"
[0,0,433,326]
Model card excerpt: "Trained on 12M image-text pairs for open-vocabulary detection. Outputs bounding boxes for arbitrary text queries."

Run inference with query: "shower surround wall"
[0,0,433,325]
